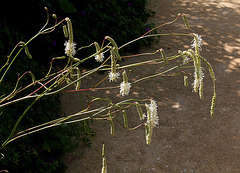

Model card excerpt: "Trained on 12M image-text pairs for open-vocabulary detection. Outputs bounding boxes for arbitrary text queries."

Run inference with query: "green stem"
[133,64,181,84]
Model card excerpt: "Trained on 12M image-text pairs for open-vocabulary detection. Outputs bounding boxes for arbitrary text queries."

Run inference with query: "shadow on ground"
[63,0,240,172]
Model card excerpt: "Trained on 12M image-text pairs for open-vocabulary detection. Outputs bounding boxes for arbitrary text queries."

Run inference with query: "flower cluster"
[140,99,159,145]
[191,33,202,52]
[120,81,131,96]
[193,67,204,93]
[145,99,159,128]
[95,52,105,62]
[64,40,77,57]
[108,71,120,82]
[119,70,131,96]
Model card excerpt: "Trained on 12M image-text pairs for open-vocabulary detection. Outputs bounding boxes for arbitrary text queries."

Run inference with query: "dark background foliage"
[0,0,154,172]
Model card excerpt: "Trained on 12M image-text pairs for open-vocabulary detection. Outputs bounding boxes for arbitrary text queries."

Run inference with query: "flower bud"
[135,102,144,120]
[160,48,167,64]
[122,110,128,128]
[182,13,190,29]
[63,25,68,38]
[102,144,105,156]
[184,75,188,87]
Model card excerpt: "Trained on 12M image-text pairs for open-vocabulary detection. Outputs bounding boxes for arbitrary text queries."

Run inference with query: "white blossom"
[193,67,204,92]
[119,81,131,96]
[108,71,120,82]
[145,99,159,145]
[95,52,104,62]
[145,99,159,128]
[64,40,77,57]
[142,113,147,120]
[191,34,202,51]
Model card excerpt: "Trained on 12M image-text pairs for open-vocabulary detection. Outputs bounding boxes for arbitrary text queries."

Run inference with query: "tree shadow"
[64,1,240,172]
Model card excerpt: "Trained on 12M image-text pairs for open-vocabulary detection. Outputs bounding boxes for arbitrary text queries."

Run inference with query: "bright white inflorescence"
[119,81,131,96]
[191,33,202,52]
[108,72,120,82]
[64,40,77,57]
[145,99,159,128]
[95,52,105,62]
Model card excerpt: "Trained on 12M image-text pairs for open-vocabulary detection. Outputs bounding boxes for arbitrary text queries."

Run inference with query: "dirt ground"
[63,0,240,172]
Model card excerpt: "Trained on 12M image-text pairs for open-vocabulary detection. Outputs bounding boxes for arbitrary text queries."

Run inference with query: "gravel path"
[63,0,240,172]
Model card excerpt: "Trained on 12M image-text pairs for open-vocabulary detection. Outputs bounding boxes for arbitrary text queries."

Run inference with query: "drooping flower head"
[109,71,120,82]
[145,99,159,145]
[145,99,159,128]
[193,67,204,92]
[108,52,119,82]
[95,52,105,62]
[120,82,131,96]
[64,40,77,57]
[94,42,104,63]
[119,70,131,96]
[64,17,77,57]
[191,33,202,55]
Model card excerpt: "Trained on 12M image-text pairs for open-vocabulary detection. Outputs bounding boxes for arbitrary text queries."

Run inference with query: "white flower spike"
[145,99,159,128]
[145,99,159,145]
[95,52,105,62]
[108,71,120,82]
[191,33,202,54]
[120,82,131,96]
[119,70,131,96]
[64,40,77,57]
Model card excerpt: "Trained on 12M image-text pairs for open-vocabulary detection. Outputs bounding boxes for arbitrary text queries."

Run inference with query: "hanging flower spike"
[119,70,131,96]
[64,40,77,57]
[109,71,120,82]
[64,18,77,57]
[108,51,120,82]
[146,99,159,128]
[94,42,105,62]
[191,33,202,55]
[95,52,104,63]
[193,67,204,93]
[145,99,159,145]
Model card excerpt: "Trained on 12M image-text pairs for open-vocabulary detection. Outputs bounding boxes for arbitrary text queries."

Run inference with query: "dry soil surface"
[63,0,240,172]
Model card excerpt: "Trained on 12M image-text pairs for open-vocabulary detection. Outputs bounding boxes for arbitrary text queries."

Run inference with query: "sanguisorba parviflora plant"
[0,9,216,172]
